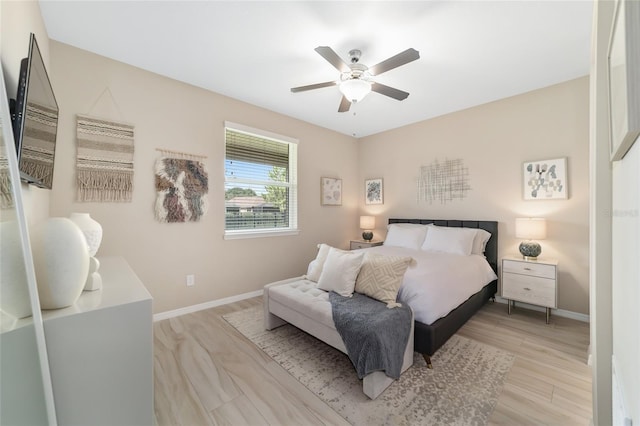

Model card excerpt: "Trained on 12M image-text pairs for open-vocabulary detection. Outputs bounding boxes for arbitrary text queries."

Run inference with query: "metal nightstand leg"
[546,307,551,324]
[508,300,513,315]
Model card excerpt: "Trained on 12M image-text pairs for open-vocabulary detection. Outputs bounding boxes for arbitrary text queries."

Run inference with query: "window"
[224,122,298,238]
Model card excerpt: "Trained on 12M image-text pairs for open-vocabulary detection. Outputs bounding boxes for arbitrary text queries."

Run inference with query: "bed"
[263,217,498,396]
[386,219,498,366]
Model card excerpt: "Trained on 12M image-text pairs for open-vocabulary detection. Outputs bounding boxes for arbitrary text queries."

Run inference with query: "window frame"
[223,121,299,239]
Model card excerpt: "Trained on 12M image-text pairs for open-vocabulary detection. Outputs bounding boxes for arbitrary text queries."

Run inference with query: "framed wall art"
[365,178,383,205]
[321,177,342,206]
[417,158,471,204]
[607,0,640,161]
[523,158,568,200]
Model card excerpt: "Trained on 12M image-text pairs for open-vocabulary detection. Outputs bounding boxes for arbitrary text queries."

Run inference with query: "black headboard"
[388,219,499,275]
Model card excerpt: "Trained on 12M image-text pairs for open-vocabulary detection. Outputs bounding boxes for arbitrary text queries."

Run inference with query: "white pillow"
[384,223,428,250]
[317,248,365,297]
[421,225,477,256]
[305,243,331,282]
[471,229,492,255]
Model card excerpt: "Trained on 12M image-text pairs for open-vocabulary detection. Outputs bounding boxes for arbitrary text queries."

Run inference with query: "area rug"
[223,305,515,426]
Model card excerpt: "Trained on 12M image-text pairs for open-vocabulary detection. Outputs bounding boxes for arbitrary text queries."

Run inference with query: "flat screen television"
[11,33,59,189]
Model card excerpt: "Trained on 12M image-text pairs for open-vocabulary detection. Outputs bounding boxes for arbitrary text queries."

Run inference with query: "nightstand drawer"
[502,272,556,307]
[350,240,383,250]
[350,241,369,250]
[502,259,556,279]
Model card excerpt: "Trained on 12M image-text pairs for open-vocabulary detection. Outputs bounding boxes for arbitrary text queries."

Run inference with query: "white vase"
[31,218,90,309]
[0,221,32,318]
[69,213,103,256]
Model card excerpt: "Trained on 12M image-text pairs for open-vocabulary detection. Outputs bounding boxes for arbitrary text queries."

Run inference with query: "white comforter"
[364,246,498,325]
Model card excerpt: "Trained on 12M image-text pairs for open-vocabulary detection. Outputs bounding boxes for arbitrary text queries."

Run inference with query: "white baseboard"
[154,292,590,323]
[494,296,590,323]
[153,289,263,322]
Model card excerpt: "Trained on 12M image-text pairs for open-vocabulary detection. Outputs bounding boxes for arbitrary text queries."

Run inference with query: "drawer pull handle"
[523,267,532,271]
[524,287,531,291]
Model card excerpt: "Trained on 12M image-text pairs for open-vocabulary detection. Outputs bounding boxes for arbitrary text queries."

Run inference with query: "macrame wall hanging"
[417,158,471,204]
[76,88,135,202]
[154,148,208,223]
[0,142,12,209]
[18,102,58,189]
[0,111,11,208]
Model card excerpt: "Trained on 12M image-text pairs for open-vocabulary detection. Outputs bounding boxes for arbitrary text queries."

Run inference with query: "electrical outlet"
[186,274,195,287]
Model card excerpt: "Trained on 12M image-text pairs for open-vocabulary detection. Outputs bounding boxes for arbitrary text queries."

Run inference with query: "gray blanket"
[329,292,412,379]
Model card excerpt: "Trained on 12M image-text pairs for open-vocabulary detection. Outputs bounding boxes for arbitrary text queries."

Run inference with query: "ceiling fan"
[291,46,420,112]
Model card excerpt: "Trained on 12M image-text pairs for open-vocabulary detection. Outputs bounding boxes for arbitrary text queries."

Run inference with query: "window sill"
[224,228,300,240]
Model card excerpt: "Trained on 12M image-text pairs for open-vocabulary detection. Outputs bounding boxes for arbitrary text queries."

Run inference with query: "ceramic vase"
[69,213,103,291]
[0,221,32,318]
[31,218,90,309]
[69,213,103,256]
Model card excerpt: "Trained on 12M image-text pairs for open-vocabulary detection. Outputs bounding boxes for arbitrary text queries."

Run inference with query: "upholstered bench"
[263,276,414,399]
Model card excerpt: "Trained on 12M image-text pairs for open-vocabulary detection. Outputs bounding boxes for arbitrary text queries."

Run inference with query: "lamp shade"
[339,79,371,103]
[515,218,547,240]
[360,215,375,230]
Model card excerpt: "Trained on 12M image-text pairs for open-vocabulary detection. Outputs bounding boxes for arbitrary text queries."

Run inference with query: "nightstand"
[350,240,383,250]
[502,256,558,324]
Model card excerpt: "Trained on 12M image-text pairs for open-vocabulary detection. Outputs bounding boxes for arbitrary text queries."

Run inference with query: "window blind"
[225,131,289,169]
[224,124,298,235]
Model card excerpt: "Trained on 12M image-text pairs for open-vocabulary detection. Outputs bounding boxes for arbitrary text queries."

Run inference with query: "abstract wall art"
[523,157,568,200]
[365,178,383,205]
[417,158,471,204]
[321,177,342,206]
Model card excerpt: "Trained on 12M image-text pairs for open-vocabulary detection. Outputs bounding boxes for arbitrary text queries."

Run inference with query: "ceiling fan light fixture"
[339,78,371,103]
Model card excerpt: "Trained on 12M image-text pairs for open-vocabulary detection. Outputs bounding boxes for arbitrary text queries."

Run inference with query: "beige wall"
[48,41,359,314]
[358,77,590,315]
[1,0,51,227]
[4,4,590,317]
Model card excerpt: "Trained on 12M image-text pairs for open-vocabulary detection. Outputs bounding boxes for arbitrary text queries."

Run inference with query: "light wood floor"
[153,298,591,425]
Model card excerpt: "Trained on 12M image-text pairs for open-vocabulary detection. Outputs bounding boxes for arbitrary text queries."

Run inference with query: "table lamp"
[360,215,375,241]
[515,218,547,260]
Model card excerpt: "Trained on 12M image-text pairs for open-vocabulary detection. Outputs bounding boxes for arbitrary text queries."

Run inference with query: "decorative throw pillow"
[384,223,429,250]
[471,228,492,255]
[355,253,412,308]
[421,225,476,256]
[305,243,331,282]
[317,248,365,297]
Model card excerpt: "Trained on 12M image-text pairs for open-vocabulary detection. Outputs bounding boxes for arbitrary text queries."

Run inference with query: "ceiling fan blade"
[369,48,420,76]
[371,82,410,101]
[315,46,350,73]
[338,96,351,112]
[291,81,337,93]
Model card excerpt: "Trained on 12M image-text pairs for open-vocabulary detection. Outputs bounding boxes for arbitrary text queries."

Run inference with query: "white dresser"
[42,256,153,425]
[501,256,558,324]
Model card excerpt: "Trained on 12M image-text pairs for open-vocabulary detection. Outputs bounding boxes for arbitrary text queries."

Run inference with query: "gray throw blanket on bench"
[329,292,412,379]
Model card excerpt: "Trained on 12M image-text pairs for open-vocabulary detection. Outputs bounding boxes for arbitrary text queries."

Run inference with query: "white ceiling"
[39,1,593,138]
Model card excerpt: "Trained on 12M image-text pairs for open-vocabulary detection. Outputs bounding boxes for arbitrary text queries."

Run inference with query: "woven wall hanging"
[19,103,58,189]
[154,149,208,223]
[76,114,135,202]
